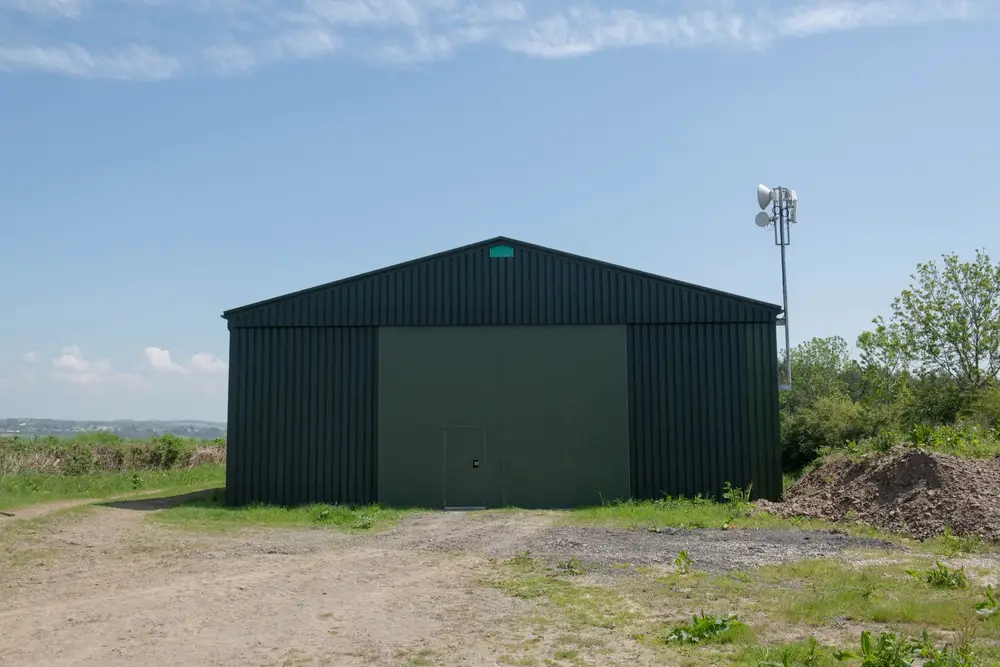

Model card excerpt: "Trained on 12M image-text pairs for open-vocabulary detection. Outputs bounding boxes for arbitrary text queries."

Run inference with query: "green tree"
[882,249,1000,391]
[857,319,909,405]
[780,336,853,414]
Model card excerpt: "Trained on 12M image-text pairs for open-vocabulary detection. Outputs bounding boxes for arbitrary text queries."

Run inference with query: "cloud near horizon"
[0,0,984,80]
[25,344,228,393]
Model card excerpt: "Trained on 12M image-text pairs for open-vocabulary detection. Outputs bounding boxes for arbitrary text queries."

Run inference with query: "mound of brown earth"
[757,447,1000,541]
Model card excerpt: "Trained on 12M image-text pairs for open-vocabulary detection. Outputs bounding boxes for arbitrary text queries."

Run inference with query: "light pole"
[755,184,797,392]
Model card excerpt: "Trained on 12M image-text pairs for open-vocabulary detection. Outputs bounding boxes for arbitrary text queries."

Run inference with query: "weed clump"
[906,562,969,590]
[556,557,585,575]
[833,629,978,667]
[673,550,692,574]
[664,612,746,645]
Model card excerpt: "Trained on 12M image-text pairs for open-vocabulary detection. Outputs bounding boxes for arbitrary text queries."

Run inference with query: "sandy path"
[0,506,542,667]
[0,500,926,667]
[0,488,213,524]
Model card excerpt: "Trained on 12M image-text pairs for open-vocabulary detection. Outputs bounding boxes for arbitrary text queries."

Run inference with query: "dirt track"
[0,497,899,667]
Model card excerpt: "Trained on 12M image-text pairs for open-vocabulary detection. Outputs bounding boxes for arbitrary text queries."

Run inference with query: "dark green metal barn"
[221,236,783,509]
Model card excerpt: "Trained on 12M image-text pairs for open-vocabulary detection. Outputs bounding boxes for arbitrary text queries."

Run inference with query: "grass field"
[0,464,226,510]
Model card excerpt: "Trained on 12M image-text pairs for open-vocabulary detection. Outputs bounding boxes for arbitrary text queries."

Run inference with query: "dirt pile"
[757,448,1000,541]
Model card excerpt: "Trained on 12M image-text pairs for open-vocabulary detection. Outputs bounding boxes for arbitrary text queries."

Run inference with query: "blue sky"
[1,0,997,422]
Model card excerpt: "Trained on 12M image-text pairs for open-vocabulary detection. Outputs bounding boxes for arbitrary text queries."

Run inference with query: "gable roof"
[223,236,781,321]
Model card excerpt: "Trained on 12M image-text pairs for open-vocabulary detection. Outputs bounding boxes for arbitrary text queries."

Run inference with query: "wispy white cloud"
[22,351,38,363]
[2,0,87,19]
[0,44,181,80]
[0,0,984,79]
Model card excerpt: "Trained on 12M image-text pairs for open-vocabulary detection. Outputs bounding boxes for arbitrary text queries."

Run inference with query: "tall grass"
[0,433,225,476]
[0,433,227,510]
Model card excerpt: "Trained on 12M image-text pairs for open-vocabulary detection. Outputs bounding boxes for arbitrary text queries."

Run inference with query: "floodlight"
[755,212,770,228]
[757,184,773,210]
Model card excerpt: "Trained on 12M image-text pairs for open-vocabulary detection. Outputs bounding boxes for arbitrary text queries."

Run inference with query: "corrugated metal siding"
[226,244,777,328]
[627,323,782,502]
[225,326,377,506]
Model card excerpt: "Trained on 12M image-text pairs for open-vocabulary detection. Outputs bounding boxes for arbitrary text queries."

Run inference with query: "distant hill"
[0,418,226,440]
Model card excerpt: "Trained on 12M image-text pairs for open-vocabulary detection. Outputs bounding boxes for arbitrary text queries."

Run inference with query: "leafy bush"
[964,386,1000,428]
[899,376,975,430]
[782,395,873,470]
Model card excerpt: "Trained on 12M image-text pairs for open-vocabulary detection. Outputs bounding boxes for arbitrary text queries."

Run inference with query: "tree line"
[779,249,1000,471]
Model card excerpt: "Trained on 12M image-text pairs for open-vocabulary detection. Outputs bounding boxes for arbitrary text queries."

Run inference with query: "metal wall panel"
[225,241,778,328]
[377,326,630,509]
[225,326,377,506]
[627,323,782,502]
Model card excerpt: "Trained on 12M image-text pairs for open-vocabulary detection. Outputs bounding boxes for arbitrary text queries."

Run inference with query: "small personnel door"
[444,426,485,508]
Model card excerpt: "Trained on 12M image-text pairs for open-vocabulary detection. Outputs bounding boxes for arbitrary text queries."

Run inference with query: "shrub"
[63,442,94,475]
[0,435,226,476]
[962,385,1000,428]
[899,376,974,429]
[782,395,872,470]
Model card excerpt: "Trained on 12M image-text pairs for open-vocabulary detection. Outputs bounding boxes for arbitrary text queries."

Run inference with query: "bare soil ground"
[0,500,956,667]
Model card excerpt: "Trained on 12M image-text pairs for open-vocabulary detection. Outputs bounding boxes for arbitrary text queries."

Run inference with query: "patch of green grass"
[0,465,225,510]
[487,546,1000,666]
[735,637,841,667]
[924,527,990,557]
[716,557,999,639]
[485,552,638,630]
[563,496,891,540]
[154,494,414,532]
[566,496,738,530]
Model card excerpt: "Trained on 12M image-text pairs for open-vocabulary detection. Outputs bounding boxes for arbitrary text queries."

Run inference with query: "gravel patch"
[495,526,898,574]
[375,512,898,574]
